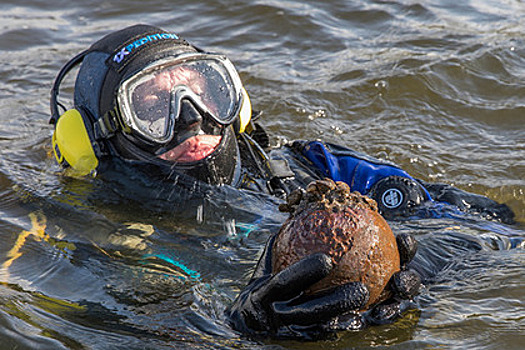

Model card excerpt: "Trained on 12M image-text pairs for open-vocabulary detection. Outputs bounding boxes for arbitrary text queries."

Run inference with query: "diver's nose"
[177,99,203,127]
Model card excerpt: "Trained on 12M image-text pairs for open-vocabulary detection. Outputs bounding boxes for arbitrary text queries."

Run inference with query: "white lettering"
[113,32,180,64]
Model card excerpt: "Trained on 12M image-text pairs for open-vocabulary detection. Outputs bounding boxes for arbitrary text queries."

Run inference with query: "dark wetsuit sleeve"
[295,140,514,223]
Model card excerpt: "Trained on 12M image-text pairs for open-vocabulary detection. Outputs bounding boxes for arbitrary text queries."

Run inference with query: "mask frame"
[116,53,245,145]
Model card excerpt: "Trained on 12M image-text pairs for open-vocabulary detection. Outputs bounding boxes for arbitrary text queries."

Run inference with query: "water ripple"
[0,0,523,349]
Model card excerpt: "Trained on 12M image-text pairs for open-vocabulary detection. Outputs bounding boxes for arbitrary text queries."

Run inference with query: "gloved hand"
[422,181,515,224]
[227,232,421,337]
[226,235,370,339]
[364,232,421,326]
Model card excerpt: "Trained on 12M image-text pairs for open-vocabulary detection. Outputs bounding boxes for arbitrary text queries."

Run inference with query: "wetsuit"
[236,123,515,225]
[224,126,516,338]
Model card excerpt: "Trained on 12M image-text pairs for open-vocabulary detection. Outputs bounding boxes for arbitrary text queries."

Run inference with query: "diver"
[49,24,515,339]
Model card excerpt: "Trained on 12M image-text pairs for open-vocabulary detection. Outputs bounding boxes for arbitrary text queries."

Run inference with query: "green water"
[0,0,523,349]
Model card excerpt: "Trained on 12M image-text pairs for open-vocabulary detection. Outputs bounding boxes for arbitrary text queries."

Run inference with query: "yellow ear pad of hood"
[52,109,98,175]
[238,88,252,134]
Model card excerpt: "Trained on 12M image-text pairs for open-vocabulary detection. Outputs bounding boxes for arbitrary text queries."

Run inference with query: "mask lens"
[186,60,236,120]
[129,77,171,140]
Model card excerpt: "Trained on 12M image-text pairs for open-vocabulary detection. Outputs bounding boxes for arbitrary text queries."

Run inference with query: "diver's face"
[128,66,225,163]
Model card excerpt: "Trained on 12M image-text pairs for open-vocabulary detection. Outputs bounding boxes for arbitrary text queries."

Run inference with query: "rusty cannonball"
[273,179,400,308]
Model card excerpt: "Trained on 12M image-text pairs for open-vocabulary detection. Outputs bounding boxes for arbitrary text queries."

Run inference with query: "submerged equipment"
[50,24,252,185]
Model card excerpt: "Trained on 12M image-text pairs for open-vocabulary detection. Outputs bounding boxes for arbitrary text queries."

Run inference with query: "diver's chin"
[158,135,222,163]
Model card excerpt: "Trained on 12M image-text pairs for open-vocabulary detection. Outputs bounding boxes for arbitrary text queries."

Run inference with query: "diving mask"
[117,53,244,145]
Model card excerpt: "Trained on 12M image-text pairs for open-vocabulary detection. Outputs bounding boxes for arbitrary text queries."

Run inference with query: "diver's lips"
[158,135,222,163]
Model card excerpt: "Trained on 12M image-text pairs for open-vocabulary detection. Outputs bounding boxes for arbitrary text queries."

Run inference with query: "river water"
[0,0,524,349]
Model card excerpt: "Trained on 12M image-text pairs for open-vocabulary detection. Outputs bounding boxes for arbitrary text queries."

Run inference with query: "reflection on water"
[0,0,524,349]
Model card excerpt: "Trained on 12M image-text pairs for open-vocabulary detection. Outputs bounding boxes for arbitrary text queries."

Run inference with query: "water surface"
[0,0,524,349]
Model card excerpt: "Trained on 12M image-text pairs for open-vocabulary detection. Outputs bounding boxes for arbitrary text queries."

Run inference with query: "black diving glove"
[364,232,421,326]
[226,235,370,338]
[422,181,515,224]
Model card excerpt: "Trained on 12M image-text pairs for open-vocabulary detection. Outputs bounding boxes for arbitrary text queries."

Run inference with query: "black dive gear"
[369,176,428,219]
[50,24,250,186]
[49,24,516,343]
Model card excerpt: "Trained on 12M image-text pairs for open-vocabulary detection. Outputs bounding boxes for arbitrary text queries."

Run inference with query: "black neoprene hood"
[74,24,196,124]
[71,24,244,186]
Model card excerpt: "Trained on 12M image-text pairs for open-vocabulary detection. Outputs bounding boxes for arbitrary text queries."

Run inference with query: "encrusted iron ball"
[273,179,400,308]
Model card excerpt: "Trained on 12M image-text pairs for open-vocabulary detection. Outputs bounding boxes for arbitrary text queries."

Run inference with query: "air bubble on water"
[274,136,289,148]
[308,109,326,120]
[375,80,388,90]
[330,125,343,135]
[428,173,444,180]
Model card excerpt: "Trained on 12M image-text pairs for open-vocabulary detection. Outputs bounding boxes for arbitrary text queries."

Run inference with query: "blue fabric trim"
[302,141,432,199]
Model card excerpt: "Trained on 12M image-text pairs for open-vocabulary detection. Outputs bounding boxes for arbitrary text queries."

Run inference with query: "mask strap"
[49,50,89,125]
